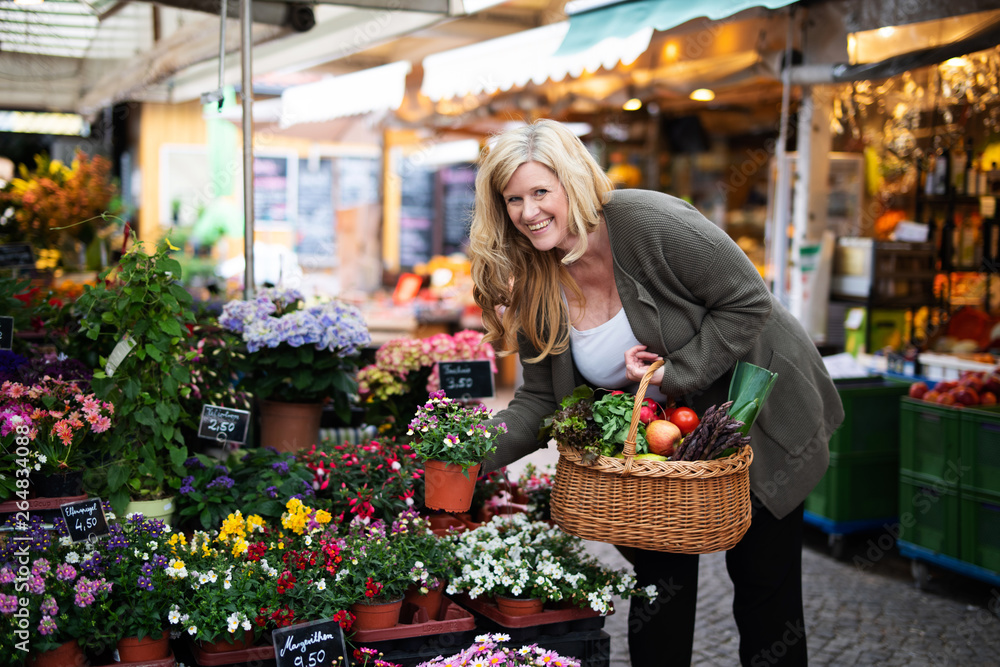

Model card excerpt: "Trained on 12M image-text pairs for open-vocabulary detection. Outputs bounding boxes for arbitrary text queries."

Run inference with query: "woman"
[469,119,844,666]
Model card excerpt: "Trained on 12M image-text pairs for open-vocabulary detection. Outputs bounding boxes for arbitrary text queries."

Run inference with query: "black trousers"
[627,498,807,667]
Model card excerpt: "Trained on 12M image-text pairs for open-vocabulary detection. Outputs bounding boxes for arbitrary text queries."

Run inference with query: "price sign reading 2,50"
[198,405,250,444]
[206,419,236,433]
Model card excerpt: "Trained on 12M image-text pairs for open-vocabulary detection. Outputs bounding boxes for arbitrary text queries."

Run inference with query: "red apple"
[982,391,997,405]
[646,419,682,457]
[908,382,928,399]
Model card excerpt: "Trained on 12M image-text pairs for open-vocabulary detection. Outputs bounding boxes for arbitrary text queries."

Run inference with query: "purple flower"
[271,461,289,475]
[31,559,51,576]
[141,562,156,577]
[206,476,235,490]
[265,486,279,499]
[136,576,154,591]
[40,596,58,616]
[55,563,77,582]
[152,554,168,569]
[0,567,14,584]
[179,476,196,495]
[184,457,206,469]
[37,616,58,636]
[0,594,18,614]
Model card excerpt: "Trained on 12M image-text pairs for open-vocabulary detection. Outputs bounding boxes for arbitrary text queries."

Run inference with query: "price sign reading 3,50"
[437,360,495,399]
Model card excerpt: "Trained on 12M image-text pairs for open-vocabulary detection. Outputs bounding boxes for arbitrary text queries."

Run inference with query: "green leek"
[727,361,778,434]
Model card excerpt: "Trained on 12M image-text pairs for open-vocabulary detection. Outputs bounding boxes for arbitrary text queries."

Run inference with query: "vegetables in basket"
[539,386,650,464]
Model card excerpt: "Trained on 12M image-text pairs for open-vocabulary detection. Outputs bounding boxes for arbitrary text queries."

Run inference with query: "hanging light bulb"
[622,98,642,111]
[690,88,715,102]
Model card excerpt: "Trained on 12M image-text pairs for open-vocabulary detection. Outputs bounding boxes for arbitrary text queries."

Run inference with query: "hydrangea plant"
[218,288,371,421]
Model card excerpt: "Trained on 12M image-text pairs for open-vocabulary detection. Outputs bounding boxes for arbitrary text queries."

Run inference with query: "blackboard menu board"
[61,498,109,543]
[0,243,34,268]
[296,159,335,266]
[254,156,290,224]
[338,157,380,208]
[438,360,495,399]
[440,164,476,255]
[272,618,347,667]
[399,166,435,269]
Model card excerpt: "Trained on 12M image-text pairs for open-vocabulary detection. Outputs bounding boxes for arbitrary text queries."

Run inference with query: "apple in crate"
[908,381,928,399]
[646,419,682,457]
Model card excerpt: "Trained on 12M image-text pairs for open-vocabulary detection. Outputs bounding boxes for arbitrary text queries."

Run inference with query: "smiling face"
[502,161,573,254]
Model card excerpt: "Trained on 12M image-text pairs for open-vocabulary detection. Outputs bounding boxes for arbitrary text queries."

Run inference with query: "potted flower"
[337,516,413,631]
[416,633,582,667]
[99,513,177,661]
[0,515,115,666]
[389,509,458,620]
[407,391,507,513]
[218,288,371,452]
[300,438,422,526]
[76,236,197,517]
[446,514,650,617]
[0,378,114,499]
[168,513,282,651]
[357,330,497,438]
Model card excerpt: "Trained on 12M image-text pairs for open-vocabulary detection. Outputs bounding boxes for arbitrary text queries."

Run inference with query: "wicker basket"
[550,359,754,554]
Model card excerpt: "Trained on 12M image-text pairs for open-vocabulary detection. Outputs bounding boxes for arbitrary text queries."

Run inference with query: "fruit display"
[907,369,1000,407]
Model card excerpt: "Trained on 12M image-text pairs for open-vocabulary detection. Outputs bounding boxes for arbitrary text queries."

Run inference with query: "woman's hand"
[625,345,664,386]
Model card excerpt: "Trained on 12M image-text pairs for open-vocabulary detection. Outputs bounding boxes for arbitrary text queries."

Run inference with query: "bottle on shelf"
[962,137,973,196]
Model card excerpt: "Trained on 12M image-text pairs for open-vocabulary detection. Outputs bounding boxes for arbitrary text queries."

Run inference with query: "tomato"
[669,407,700,435]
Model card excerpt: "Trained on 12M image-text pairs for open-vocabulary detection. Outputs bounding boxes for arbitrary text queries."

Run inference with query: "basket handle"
[622,358,665,475]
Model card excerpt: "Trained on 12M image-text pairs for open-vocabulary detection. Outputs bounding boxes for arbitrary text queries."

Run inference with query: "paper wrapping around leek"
[727,361,778,435]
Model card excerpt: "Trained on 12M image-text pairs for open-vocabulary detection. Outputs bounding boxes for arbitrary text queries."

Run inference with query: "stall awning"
[279,61,412,128]
[420,20,653,102]
[557,0,797,55]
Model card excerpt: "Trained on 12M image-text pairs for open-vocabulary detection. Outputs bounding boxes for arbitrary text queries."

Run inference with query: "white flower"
[390,461,401,471]
[304,536,312,546]
[224,579,232,590]
[315,579,327,591]
[187,625,198,636]
[168,607,182,624]
[405,497,414,506]
[207,570,218,583]
[64,551,80,564]
[241,619,251,631]
[643,584,658,599]
[414,561,425,569]
[37,454,46,464]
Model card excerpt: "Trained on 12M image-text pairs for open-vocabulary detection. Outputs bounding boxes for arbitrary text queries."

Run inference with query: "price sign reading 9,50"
[272,618,346,667]
[198,405,250,444]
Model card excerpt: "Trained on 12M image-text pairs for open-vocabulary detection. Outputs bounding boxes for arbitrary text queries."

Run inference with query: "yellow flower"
[220,511,247,542]
[172,559,186,571]
[232,537,249,558]
[278,541,285,550]
[314,510,332,525]
[246,515,266,533]
[165,238,180,251]
[285,498,304,513]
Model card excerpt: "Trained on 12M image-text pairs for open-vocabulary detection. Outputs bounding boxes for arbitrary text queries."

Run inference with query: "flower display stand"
[92,651,178,667]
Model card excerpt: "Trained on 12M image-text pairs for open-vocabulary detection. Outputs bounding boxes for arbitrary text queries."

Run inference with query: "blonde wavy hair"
[469,119,613,363]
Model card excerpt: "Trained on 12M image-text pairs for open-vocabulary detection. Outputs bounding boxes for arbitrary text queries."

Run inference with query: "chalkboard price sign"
[0,316,12,351]
[0,243,34,268]
[438,360,495,399]
[198,405,251,444]
[272,618,347,667]
[60,498,109,543]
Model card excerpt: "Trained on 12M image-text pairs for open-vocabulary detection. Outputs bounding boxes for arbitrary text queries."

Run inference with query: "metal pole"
[241,0,255,298]
[771,6,795,308]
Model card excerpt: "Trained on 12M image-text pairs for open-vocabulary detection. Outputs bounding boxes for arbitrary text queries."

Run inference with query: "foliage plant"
[0,379,113,477]
[299,438,421,526]
[76,237,196,512]
[0,151,119,262]
[0,513,114,662]
[99,513,177,641]
[357,330,497,438]
[446,513,649,614]
[415,633,582,667]
[217,288,371,421]
[407,391,506,471]
[177,324,251,433]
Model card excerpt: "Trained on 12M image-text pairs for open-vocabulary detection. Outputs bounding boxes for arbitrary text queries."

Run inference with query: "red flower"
[364,577,383,599]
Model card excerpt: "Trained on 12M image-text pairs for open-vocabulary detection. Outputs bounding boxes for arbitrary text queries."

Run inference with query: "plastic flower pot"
[423,461,480,513]
[350,597,404,631]
[26,639,85,667]
[117,630,170,662]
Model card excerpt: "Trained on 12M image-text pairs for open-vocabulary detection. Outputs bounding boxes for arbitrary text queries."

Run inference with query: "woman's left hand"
[625,345,664,386]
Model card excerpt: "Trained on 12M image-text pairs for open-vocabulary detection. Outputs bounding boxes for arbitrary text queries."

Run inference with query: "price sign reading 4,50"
[198,405,251,444]
[60,498,109,544]
[272,618,346,667]
[0,316,13,352]
[437,360,495,399]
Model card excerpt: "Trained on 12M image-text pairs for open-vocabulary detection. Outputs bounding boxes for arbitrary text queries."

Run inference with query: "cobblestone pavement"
[584,529,1000,666]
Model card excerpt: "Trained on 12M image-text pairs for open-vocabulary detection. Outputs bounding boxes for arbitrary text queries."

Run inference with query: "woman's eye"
[533,189,548,198]
[505,196,520,205]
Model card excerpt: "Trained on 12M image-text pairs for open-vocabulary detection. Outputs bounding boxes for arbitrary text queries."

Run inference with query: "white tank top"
[569,305,670,405]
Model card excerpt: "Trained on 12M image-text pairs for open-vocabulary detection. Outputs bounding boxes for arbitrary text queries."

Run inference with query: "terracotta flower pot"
[117,630,170,662]
[26,639,85,667]
[423,460,480,513]
[350,597,403,631]
[199,630,256,653]
[259,399,323,453]
[404,579,446,620]
[495,595,544,617]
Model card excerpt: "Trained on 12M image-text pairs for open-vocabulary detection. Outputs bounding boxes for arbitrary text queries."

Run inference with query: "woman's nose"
[523,199,539,219]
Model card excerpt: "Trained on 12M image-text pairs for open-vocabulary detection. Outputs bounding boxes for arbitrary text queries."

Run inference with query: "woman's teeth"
[527,219,550,231]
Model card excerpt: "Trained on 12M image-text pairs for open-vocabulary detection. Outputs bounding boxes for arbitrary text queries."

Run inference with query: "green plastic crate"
[805,450,899,522]
[898,472,961,559]
[959,406,1000,496]
[960,489,1000,574]
[828,379,911,455]
[899,398,962,487]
